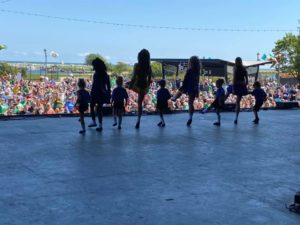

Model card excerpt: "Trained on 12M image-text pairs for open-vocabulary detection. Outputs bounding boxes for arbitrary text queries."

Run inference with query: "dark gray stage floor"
[0,110,300,225]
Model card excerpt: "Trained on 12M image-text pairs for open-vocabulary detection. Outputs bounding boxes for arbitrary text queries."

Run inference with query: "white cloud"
[14,51,28,56]
[77,52,90,57]
[104,55,111,60]
[34,51,43,56]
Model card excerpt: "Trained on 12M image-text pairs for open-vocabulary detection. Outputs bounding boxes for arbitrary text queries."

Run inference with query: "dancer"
[75,78,90,134]
[202,79,225,126]
[130,49,152,129]
[156,79,171,127]
[111,76,129,129]
[225,80,233,101]
[172,56,201,126]
[250,81,267,124]
[233,57,248,124]
[88,58,111,132]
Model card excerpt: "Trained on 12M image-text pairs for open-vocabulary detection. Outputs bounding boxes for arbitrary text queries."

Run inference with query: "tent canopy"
[152,58,272,81]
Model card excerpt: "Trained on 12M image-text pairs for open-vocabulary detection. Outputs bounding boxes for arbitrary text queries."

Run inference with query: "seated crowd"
[0,74,299,116]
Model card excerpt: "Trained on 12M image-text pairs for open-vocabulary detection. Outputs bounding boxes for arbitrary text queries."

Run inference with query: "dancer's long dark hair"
[135,49,151,75]
[188,56,200,75]
[235,57,244,68]
[92,58,107,74]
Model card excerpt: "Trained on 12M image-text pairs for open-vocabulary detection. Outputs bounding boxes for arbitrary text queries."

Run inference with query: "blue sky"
[0,0,299,64]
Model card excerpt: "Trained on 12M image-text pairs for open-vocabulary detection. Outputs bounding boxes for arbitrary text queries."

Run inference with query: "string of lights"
[0,8,298,33]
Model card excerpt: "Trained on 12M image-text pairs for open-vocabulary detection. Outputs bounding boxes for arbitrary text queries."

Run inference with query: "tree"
[0,44,7,51]
[85,53,106,65]
[294,29,300,82]
[151,62,162,78]
[106,62,113,72]
[0,63,18,76]
[111,62,131,76]
[20,67,27,78]
[272,33,300,82]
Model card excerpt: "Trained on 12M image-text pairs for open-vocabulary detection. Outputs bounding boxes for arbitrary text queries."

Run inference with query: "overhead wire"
[0,8,297,33]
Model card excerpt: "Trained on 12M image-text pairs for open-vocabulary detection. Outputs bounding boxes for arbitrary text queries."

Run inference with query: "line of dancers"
[75,49,267,133]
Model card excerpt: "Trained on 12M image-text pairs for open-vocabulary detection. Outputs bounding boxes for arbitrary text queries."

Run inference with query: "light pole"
[257,52,260,61]
[44,49,47,77]
[50,51,59,80]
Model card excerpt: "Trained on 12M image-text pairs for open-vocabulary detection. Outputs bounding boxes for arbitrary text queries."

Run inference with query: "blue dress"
[211,88,225,109]
[157,88,171,110]
[112,86,129,110]
[251,88,267,111]
[77,89,90,113]
[91,72,111,104]
[180,69,200,96]
[233,66,248,97]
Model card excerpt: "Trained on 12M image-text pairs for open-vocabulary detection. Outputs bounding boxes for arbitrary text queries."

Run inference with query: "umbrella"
[50,51,59,58]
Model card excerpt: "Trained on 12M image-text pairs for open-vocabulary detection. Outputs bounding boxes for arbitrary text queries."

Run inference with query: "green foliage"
[151,62,162,78]
[0,63,18,76]
[111,62,131,76]
[85,53,106,65]
[0,44,7,51]
[20,67,27,78]
[272,33,300,81]
[294,32,300,82]
[106,62,113,72]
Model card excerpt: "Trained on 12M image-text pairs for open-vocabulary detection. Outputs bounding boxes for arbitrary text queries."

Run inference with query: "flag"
[261,54,267,60]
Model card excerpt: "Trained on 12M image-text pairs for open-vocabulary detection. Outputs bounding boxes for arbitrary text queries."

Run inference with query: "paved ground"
[0,110,300,225]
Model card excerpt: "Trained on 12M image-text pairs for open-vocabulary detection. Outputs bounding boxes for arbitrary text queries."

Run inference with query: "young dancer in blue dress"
[111,76,129,129]
[202,79,225,126]
[75,78,90,134]
[156,79,171,127]
[250,81,267,124]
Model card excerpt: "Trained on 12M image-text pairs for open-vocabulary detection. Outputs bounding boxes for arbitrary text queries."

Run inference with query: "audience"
[0,74,299,116]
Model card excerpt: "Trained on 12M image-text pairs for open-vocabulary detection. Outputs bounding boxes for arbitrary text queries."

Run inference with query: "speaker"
[275,101,299,109]
[103,106,112,115]
[223,103,236,112]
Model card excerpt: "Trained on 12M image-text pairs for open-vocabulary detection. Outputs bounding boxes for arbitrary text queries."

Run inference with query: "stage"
[0,110,300,225]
